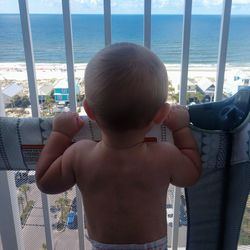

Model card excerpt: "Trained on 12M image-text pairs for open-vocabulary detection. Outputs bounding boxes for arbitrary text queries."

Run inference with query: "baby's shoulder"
[147,142,182,162]
[63,139,97,160]
[63,139,98,167]
[71,139,97,152]
[149,141,177,152]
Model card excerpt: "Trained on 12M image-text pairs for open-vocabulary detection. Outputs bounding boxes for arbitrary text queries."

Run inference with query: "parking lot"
[15,180,188,249]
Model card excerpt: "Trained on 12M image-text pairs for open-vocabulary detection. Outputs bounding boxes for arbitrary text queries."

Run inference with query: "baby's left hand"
[163,104,190,132]
[53,112,84,139]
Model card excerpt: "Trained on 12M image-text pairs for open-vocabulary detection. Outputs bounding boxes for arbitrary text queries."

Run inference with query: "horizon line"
[1,13,250,16]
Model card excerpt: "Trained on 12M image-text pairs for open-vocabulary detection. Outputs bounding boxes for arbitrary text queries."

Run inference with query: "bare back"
[68,139,179,244]
[36,110,201,244]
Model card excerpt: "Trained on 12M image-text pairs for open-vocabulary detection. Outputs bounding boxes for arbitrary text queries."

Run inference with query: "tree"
[187,92,204,104]
[41,92,55,117]
[18,195,25,212]
[64,191,68,200]
[40,243,46,250]
[55,196,70,223]
[77,94,84,104]
[18,184,30,206]
[170,91,205,104]
[11,95,30,108]
[167,81,178,103]
[43,96,54,109]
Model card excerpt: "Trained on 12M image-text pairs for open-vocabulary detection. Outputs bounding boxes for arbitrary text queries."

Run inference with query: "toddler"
[36,42,201,250]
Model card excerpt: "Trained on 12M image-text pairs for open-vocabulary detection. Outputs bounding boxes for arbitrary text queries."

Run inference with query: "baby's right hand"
[163,104,190,132]
[53,112,84,139]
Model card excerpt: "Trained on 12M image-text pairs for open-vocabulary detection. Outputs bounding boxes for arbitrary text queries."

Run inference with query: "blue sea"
[0,14,250,65]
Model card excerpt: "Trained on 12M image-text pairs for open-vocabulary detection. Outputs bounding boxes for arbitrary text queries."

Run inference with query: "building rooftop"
[54,79,69,89]
[2,83,23,97]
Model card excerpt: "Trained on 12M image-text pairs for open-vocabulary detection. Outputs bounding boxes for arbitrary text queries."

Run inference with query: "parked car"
[71,197,77,212]
[166,204,187,227]
[27,171,36,183]
[179,214,188,226]
[50,205,59,213]
[166,203,172,209]
[167,208,174,227]
[15,171,28,187]
[66,211,78,229]
[179,206,188,226]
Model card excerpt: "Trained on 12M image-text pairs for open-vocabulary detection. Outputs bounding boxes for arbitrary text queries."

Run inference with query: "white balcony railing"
[0,0,234,249]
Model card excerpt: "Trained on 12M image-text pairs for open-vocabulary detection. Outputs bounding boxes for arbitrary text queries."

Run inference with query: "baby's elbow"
[36,181,56,194]
[35,173,41,189]
[36,183,45,193]
[35,175,51,194]
[35,177,47,194]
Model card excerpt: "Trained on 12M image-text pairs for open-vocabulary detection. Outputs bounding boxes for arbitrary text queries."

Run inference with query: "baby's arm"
[36,112,84,194]
[164,105,202,187]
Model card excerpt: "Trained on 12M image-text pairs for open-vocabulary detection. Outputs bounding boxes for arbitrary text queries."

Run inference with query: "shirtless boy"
[36,42,201,250]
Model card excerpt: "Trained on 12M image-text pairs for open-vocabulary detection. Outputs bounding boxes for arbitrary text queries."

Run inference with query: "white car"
[167,207,174,227]
[28,171,36,183]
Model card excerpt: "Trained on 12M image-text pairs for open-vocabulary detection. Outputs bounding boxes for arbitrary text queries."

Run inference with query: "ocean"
[0,14,250,65]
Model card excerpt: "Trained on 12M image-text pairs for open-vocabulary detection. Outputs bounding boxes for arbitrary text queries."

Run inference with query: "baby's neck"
[101,129,147,150]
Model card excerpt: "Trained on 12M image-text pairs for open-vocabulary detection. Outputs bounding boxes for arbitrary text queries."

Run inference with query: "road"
[21,184,78,250]
[19,184,187,249]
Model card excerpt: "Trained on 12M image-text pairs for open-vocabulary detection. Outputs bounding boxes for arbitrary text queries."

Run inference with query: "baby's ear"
[153,103,170,124]
[83,100,96,120]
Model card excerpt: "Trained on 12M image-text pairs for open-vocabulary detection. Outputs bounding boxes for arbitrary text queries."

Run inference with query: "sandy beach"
[0,62,250,96]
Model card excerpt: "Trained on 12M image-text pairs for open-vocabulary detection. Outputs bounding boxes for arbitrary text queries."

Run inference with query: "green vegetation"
[167,81,177,102]
[40,91,56,117]
[77,94,84,103]
[170,90,206,104]
[18,184,35,226]
[239,231,250,245]
[187,92,205,103]
[20,200,35,226]
[239,197,250,245]
[53,193,71,231]
[55,193,71,224]
[40,243,47,250]
[18,195,25,211]
[8,95,31,108]
[18,184,30,206]
[5,94,31,117]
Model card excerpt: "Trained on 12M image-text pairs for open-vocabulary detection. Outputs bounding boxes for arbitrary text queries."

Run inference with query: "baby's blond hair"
[84,43,168,132]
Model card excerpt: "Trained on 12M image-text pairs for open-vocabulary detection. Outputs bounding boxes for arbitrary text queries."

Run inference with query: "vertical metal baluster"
[179,0,192,106]
[76,187,85,250]
[0,84,4,115]
[144,0,151,49]
[0,87,25,250]
[172,1,192,249]
[41,194,54,250]
[18,0,39,117]
[215,0,232,101]
[62,1,85,249]
[104,0,112,46]
[62,0,77,111]
[18,1,54,249]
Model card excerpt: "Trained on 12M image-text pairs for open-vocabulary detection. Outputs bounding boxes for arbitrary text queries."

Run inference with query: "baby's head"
[84,42,168,132]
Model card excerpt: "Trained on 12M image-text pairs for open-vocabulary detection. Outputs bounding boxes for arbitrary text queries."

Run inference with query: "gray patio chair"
[186,86,250,250]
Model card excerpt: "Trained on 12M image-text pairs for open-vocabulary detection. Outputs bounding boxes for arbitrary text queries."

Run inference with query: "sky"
[0,0,250,15]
